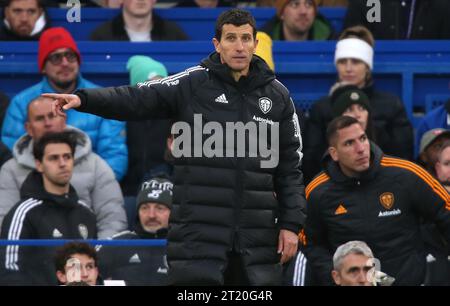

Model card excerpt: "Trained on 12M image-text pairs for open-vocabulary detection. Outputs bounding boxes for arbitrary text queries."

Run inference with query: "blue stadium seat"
[425,94,450,113]
[0,41,449,128]
[291,93,326,116]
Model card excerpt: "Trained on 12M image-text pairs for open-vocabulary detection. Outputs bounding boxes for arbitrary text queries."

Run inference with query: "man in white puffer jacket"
[0,96,127,238]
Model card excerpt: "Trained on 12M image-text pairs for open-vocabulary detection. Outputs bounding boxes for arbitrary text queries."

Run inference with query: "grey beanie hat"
[136,177,173,209]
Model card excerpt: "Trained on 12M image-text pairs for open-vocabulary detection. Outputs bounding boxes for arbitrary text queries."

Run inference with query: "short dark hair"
[326,116,361,147]
[215,8,257,41]
[3,0,44,8]
[54,242,97,273]
[33,131,76,161]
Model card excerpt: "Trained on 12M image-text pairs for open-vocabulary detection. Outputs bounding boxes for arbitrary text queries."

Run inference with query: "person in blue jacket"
[1,27,127,180]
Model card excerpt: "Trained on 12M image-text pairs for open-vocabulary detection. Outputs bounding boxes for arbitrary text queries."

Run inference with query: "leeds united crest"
[259,97,272,114]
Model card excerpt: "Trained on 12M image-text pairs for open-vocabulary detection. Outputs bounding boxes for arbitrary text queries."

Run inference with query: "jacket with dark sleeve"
[74,52,306,285]
[97,223,168,286]
[343,0,450,39]
[304,143,450,285]
[90,12,188,41]
[0,171,97,285]
[303,85,413,184]
[0,126,126,238]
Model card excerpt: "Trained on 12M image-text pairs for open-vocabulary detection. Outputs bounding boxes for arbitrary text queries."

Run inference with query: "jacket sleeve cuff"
[279,222,301,235]
[75,90,87,110]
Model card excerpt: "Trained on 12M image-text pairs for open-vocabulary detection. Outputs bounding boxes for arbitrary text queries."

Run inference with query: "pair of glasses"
[47,51,78,65]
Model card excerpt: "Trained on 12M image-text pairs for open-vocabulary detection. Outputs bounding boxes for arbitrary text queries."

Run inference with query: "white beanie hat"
[334,38,374,70]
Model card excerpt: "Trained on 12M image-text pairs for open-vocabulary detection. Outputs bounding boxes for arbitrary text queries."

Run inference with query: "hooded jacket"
[304,143,450,285]
[97,220,168,286]
[74,52,306,285]
[0,171,97,285]
[303,84,413,184]
[1,75,127,180]
[0,126,127,238]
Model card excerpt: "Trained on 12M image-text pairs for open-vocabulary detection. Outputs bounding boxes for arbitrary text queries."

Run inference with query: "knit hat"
[127,55,168,86]
[38,27,81,71]
[419,128,450,155]
[275,0,317,17]
[331,85,371,117]
[136,177,173,209]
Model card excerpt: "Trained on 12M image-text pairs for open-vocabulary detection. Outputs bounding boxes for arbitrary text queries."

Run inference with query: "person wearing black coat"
[97,176,172,286]
[343,0,450,39]
[303,25,413,183]
[0,132,97,285]
[45,9,306,286]
[304,116,450,285]
[89,0,188,41]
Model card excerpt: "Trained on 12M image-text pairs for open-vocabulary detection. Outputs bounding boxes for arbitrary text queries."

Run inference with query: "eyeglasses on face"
[47,51,78,65]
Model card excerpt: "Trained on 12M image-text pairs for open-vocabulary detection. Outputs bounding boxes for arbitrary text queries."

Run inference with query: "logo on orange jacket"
[379,192,395,210]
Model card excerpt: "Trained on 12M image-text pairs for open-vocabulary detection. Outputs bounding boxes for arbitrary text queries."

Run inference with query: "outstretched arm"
[42,93,81,117]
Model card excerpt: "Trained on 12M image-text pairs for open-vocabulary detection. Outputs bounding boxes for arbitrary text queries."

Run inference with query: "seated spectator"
[343,0,450,39]
[303,25,413,183]
[0,96,127,238]
[415,99,450,158]
[416,132,450,286]
[435,140,450,193]
[121,55,172,199]
[260,0,333,41]
[90,0,188,41]
[0,131,97,285]
[332,240,394,286]
[0,0,50,40]
[97,176,172,286]
[330,85,374,140]
[55,242,100,286]
[176,0,234,7]
[418,128,450,176]
[1,27,128,180]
